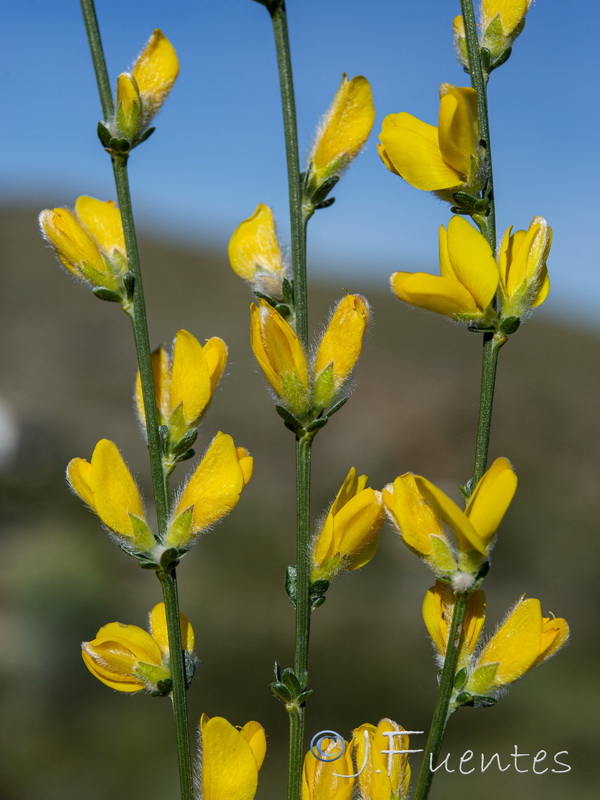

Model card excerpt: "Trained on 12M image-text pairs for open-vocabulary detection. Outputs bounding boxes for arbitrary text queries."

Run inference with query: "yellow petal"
[379,112,462,191]
[228,204,285,281]
[445,216,498,311]
[302,738,353,800]
[314,294,369,390]
[132,29,179,111]
[331,488,383,562]
[171,432,250,540]
[482,0,532,36]
[148,602,195,656]
[311,75,375,174]
[422,582,486,661]
[533,617,569,667]
[239,722,267,771]
[92,621,163,665]
[250,301,310,414]
[203,337,228,395]
[201,716,260,800]
[353,719,411,800]
[383,474,445,558]
[75,196,126,259]
[89,439,145,538]
[391,271,479,317]
[465,457,517,546]
[81,648,146,692]
[39,208,106,276]
[477,598,542,687]
[66,457,95,510]
[414,475,486,554]
[437,85,478,180]
[170,330,212,425]
[136,346,170,427]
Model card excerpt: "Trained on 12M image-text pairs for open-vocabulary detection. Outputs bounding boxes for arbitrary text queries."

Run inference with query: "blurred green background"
[1,206,598,798]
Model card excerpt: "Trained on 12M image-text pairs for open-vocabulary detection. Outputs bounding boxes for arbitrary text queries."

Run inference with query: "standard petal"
[445,216,499,311]
[437,86,478,180]
[201,716,260,800]
[66,457,95,510]
[170,330,211,425]
[228,204,285,281]
[379,113,462,191]
[90,439,145,537]
[239,722,267,771]
[173,432,247,537]
[75,196,126,258]
[478,598,542,686]
[148,602,195,656]
[314,294,369,388]
[465,457,517,546]
[132,29,179,110]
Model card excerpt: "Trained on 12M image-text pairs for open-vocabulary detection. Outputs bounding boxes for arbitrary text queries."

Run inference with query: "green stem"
[79,5,192,798]
[460,0,496,251]
[80,0,114,120]
[413,593,468,800]
[472,331,506,485]
[287,434,312,800]
[268,1,308,346]
[158,570,194,800]
[112,156,170,529]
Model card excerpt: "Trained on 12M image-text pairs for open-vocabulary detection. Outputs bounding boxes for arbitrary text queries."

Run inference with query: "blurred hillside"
[1,205,598,799]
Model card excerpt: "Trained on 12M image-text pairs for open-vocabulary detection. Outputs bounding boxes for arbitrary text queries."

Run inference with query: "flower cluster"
[384,457,517,591]
[390,214,551,327]
[423,582,569,705]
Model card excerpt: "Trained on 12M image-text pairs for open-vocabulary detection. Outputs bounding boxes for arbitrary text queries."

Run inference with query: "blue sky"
[2,0,598,327]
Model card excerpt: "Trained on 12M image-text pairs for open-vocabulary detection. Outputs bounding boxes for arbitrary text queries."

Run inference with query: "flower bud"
[422,581,486,667]
[306,74,375,202]
[302,736,353,800]
[166,432,253,550]
[311,468,384,582]
[352,719,411,800]
[111,30,178,145]
[481,0,532,65]
[313,294,370,408]
[228,204,287,299]
[81,603,195,694]
[67,439,155,554]
[250,300,310,417]
[135,330,227,447]
[39,197,129,303]
[498,216,551,319]
[200,714,266,800]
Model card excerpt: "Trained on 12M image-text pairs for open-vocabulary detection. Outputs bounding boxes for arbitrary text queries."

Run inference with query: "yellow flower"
[39,196,128,299]
[112,30,178,144]
[378,84,481,201]
[352,719,411,800]
[465,597,569,696]
[302,736,354,800]
[482,0,532,38]
[81,602,194,694]
[422,581,486,668]
[311,468,384,582]
[498,216,551,319]
[200,714,266,800]
[391,215,499,324]
[384,457,517,587]
[313,295,370,408]
[228,204,287,299]
[307,74,375,199]
[250,300,310,417]
[135,330,227,444]
[166,432,253,549]
[67,439,154,553]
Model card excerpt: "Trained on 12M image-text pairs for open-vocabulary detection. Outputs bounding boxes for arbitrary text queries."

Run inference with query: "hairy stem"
[413,593,468,800]
[80,4,192,797]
